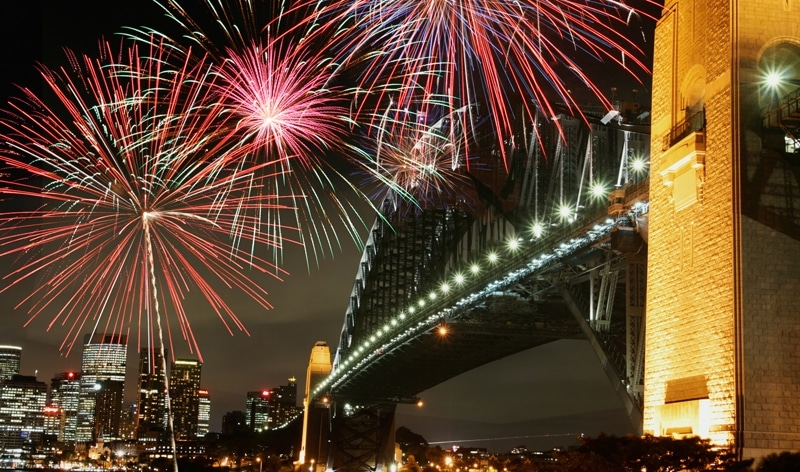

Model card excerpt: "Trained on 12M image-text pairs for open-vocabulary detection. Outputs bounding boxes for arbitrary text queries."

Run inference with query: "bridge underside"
[332,297,583,404]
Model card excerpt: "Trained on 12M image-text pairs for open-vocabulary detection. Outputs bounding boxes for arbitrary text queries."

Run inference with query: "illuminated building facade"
[43,404,61,439]
[197,389,210,437]
[0,346,21,382]
[93,378,124,440]
[271,377,301,426]
[246,390,271,432]
[49,371,81,442]
[76,333,127,442]
[135,348,167,443]
[646,0,800,459]
[0,374,47,452]
[169,359,201,440]
[300,341,331,467]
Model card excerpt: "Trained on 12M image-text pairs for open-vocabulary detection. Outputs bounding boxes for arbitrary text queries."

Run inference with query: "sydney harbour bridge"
[297,100,660,472]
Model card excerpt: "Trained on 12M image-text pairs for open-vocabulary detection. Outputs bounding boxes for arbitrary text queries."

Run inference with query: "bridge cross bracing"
[314,111,652,420]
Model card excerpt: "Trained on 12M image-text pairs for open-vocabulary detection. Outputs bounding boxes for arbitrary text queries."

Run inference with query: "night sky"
[0,1,656,452]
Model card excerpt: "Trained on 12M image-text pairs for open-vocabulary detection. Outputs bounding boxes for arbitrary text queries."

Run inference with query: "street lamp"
[256,457,262,472]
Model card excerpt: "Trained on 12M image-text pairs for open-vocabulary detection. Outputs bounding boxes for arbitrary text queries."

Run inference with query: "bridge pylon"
[646,0,800,460]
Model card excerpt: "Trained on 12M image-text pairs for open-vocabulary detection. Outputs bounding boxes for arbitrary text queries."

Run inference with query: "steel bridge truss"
[318,111,652,472]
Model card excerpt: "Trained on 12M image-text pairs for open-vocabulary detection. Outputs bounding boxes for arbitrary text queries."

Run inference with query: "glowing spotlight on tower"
[765,70,783,88]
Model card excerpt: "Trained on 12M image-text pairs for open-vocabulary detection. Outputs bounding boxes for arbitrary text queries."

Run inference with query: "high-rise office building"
[0,374,47,452]
[49,371,81,442]
[76,333,127,442]
[119,403,137,440]
[0,345,22,382]
[43,404,61,439]
[197,389,210,437]
[245,390,272,432]
[93,378,124,440]
[169,359,201,440]
[271,377,301,427]
[135,348,167,443]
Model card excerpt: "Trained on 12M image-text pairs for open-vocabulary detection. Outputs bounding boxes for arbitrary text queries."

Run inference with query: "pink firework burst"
[133,0,374,264]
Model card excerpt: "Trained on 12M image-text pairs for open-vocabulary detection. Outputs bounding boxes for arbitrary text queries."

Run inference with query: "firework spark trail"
[349,97,475,211]
[288,0,658,168]
[0,38,296,357]
[129,0,375,268]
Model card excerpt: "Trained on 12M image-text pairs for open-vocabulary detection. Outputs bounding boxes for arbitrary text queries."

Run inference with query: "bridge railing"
[662,110,705,151]
[319,181,650,397]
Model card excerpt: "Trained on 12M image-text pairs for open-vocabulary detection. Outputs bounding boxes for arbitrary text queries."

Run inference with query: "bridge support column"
[328,404,397,472]
[560,285,643,432]
[647,0,800,460]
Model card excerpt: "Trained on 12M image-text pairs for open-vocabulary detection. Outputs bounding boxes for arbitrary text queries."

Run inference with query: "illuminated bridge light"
[454,273,466,285]
[399,312,406,320]
[591,182,607,199]
[630,157,648,172]
[408,307,416,314]
[470,264,480,274]
[391,318,398,326]
[507,238,520,251]
[531,222,544,238]
[558,203,573,219]
[440,282,451,293]
[418,299,426,307]
[384,324,391,332]
[488,251,498,263]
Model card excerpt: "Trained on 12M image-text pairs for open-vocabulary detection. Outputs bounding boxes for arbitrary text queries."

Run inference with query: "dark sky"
[0,1,654,452]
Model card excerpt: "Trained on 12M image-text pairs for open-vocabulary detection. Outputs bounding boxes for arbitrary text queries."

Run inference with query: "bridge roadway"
[316,181,648,407]
[303,110,652,472]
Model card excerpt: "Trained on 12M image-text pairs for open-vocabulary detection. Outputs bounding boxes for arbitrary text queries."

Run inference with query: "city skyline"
[0,1,654,453]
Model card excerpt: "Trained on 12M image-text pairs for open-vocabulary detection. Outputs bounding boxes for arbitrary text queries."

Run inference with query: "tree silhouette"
[754,451,800,472]
[539,434,753,471]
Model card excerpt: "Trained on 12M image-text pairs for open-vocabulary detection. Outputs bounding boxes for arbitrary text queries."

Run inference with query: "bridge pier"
[646,0,800,460]
[327,404,397,472]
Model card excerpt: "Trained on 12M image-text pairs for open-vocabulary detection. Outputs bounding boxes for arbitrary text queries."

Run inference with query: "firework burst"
[292,0,658,167]
[130,0,373,266]
[0,38,295,357]
[351,96,475,211]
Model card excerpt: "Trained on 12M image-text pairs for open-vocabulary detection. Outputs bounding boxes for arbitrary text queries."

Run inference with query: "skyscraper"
[169,359,201,440]
[135,348,167,443]
[49,371,82,442]
[197,389,210,437]
[271,377,301,427]
[0,374,47,452]
[76,333,127,442]
[245,390,272,432]
[0,345,22,382]
[93,378,124,440]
